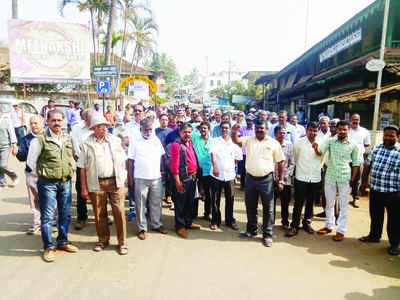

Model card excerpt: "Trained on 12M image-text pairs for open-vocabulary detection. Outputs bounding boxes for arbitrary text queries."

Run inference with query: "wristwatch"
[279,180,285,185]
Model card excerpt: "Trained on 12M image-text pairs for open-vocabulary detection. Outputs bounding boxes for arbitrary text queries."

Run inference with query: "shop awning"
[308,83,400,105]
[308,97,334,106]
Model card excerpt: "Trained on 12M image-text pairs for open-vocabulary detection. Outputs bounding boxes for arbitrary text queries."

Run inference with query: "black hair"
[306,121,319,129]
[199,121,210,129]
[254,119,269,129]
[220,120,231,129]
[47,109,64,120]
[336,120,350,128]
[178,122,193,132]
[274,125,286,134]
[384,125,400,136]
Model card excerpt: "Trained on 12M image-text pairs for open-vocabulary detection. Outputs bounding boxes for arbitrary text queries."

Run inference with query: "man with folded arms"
[359,125,400,256]
[170,123,201,238]
[232,120,285,247]
[79,115,128,255]
[209,121,242,231]
[285,122,322,237]
[27,109,78,262]
[314,120,359,241]
[127,118,168,240]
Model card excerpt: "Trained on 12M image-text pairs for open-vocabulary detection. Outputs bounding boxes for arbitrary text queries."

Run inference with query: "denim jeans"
[37,180,72,249]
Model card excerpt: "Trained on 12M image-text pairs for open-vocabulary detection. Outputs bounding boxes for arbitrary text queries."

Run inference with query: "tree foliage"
[183,67,200,87]
[143,52,180,95]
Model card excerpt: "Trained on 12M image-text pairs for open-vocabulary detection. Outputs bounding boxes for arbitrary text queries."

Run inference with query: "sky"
[1,0,376,76]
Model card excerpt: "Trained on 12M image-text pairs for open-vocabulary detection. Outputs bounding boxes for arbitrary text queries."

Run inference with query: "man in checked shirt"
[359,125,400,256]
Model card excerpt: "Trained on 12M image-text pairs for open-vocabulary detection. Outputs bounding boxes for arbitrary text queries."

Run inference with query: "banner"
[8,19,91,84]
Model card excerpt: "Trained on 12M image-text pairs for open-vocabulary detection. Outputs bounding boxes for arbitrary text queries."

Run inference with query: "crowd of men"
[0,101,399,262]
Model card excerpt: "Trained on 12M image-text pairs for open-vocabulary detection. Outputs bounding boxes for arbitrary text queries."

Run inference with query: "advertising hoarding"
[8,19,91,84]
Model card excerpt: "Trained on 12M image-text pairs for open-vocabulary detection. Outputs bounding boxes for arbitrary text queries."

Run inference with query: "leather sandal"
[119,245,128,255]
[93,242,109,252]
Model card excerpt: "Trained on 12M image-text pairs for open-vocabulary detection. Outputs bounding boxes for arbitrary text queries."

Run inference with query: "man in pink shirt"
[169,123,201,238]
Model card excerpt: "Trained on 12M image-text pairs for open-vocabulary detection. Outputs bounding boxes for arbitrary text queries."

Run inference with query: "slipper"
[387,246,399,256]
[209,224,217,230]
[119,245,128,255]
[93,242,109,252]
[358,236,379,243]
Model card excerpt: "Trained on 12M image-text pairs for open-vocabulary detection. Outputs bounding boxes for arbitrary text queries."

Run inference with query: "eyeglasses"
[134,109,143,113]
[177,121,184,125]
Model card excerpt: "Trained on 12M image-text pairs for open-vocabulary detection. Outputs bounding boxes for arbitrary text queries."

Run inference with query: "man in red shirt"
[169,123,201,238]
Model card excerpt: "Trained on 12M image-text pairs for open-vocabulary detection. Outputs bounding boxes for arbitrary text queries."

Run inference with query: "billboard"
[232,95,250,104]
[8,19,91,84]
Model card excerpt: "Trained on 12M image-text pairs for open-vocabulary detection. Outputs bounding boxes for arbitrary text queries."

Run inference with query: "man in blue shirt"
[359,125,400,256]
[192,121,213,220]
[269,110,296,144]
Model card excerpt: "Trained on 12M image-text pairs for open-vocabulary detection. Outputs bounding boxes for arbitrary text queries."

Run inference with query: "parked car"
[0,98,39,131]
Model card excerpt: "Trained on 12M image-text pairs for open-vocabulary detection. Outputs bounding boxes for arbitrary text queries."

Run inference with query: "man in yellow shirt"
[232,120,285,247]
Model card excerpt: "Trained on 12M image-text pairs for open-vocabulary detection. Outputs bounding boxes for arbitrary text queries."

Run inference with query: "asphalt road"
[0,156,399,300]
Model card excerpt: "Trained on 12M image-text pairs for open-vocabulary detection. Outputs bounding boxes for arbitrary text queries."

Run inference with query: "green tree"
[183,67,200,87]
[60,0,109,65]
[101,31,123,64]
[144,52,180,95]
[128,15,158,76]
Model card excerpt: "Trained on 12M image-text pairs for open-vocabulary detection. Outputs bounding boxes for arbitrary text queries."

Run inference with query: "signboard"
[92,65,118,77]
[8,19,90,84]
[96,80,110,94]
[232,95,250,104]
[218,98,228,105]
[319,28,362,63]
[128,80,148,93]
[120,75,156,93]
[366,59,385,72]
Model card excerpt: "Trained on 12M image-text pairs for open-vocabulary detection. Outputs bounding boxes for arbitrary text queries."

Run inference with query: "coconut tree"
[59,0,109,65]
[128,15,158,76]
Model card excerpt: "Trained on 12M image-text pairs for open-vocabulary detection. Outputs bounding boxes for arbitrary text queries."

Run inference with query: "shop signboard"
[8,19,91,84]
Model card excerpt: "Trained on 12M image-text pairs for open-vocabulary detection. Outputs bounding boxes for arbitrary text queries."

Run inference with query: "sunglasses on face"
[134,109,143,113]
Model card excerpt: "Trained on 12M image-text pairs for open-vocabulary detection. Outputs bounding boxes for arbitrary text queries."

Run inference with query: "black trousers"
[351,163,361,200]
[76,167,87,221]
[200,175,212,218]
[211,178,235,226]
[238,155,247,189]
[165,167,173,198]
[315,168,326,208]
[369,190,400,247]
[172,176,196,230]
[291,179,319,229]
[245,173,274,238]
[274,184,292,226]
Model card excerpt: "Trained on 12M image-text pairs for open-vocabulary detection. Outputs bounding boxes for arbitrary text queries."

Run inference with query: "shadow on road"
[345,286,400,300]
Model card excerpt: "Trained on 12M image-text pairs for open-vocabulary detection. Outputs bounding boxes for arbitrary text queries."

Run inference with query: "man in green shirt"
[314,120,360,241]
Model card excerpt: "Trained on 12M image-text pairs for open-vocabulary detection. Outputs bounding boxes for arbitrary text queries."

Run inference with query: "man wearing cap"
[79,114,128,255]
[11,103,26,145]
[238,115,255,191]
[27,109,78,262]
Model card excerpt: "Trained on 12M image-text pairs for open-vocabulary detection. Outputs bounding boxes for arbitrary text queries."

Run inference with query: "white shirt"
[317,129,331,142]
[123,120,140,138]
[11,109,23,127]
[0,114,17,144]
[115,110,124,125]
[128,135,165,180]
[294,137,323,183]
[292,124,306,140]
[209,137,242,181]
[349,126,371,162]
[71,121,92,157]
[27,129,64,175]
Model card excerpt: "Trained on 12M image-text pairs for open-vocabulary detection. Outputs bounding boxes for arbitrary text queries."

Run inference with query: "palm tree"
[101,31,123,64]
[118,0,151,78]
[128,15,158,76]
[59,0,109,65]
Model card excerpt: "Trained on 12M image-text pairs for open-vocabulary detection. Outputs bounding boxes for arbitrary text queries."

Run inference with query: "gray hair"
[81,109,92,121]
[319,116,330,122]
[140,118,153,128]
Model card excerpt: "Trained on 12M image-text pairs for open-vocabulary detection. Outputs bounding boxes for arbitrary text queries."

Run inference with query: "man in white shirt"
[11,103,26,145]
[71,110,93,229]
[317,116,331,141]
[127,119,167,240]
[122,103,145,147]
[285,122,322,237]
[290,114,306,141]
[209,121,242,231]
[348,113,371,208]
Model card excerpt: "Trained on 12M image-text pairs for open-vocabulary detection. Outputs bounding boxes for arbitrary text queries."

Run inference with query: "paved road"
[1,157,399,300]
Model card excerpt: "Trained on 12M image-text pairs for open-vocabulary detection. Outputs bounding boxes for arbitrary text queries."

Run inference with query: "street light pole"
[372,0,390,131]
